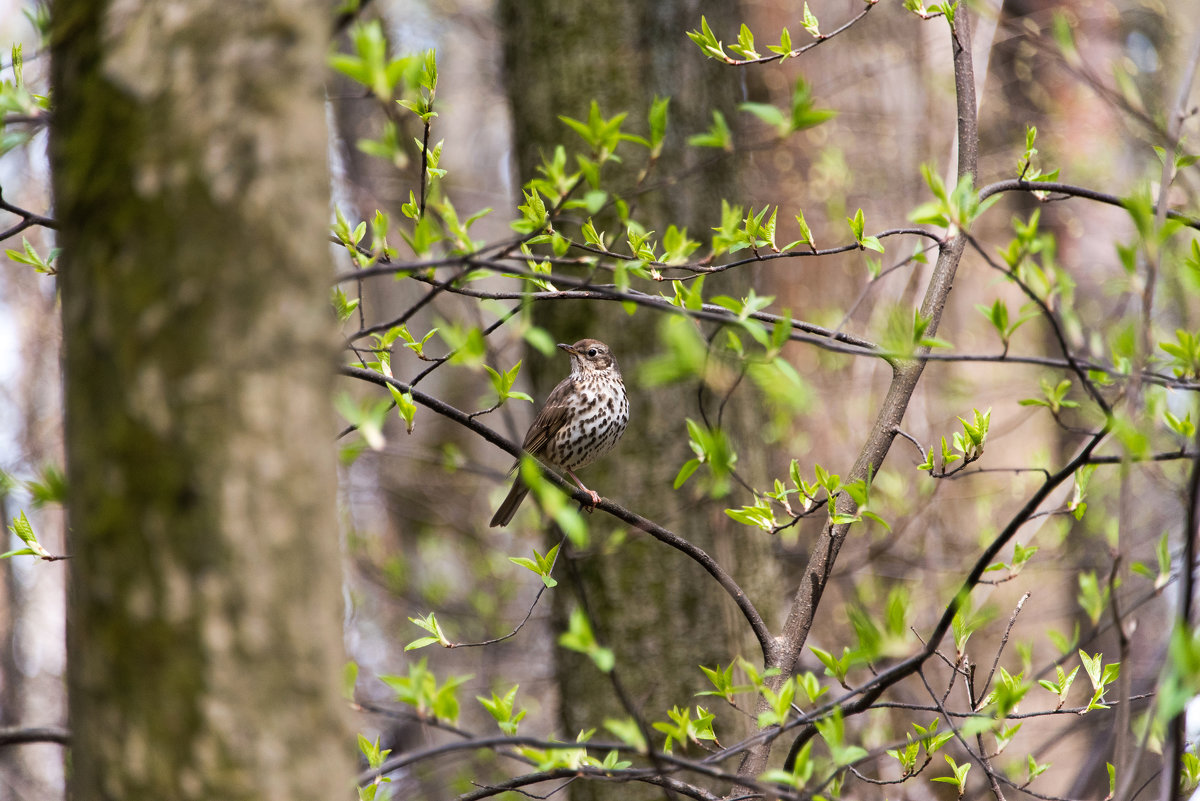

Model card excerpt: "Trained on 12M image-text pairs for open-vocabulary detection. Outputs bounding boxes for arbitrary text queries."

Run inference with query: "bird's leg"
[566,469,601,510]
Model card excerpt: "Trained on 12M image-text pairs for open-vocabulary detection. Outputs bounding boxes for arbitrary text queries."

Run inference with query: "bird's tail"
[489,477,529,527]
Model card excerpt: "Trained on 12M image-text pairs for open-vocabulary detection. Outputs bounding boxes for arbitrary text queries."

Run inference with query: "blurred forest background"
[2,0,1199,799]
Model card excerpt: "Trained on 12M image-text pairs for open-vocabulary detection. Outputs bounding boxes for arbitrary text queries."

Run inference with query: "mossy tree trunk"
[499,2,779,794]
[50,2,352,799]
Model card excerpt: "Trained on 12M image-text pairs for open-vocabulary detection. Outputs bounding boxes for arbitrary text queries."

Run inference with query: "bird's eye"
[587,348,598,357]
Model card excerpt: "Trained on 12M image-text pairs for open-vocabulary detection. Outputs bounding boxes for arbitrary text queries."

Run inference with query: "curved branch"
[348,266,1200,392]
[722,2,877,67]
[748,6,980,781]
[338,365,774,662]
[0,190,58,243]
[782,426,1110,769]
[978,179,1200,231]
[965,234,1110,415]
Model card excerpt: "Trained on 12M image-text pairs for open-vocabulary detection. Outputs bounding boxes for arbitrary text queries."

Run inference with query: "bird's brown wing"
[521,376,577,457]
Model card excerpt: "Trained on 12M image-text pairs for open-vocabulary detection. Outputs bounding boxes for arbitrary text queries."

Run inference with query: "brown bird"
[489,339,629,527]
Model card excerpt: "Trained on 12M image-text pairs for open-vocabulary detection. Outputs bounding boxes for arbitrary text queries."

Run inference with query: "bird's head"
[558,339,618,374]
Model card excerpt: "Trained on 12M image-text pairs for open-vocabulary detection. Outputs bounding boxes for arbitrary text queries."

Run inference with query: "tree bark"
[50,2,352,799]
[499,2,778,795]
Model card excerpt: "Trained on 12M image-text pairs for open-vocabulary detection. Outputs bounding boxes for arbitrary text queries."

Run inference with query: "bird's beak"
[557,343,578,355]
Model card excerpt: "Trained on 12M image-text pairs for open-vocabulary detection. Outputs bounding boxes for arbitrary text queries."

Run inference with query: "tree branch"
[738,6,981,783]
[338,365,774,662]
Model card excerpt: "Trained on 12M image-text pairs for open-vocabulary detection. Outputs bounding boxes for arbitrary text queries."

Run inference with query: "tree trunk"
[50,2,352,799]
[499,1,778,794]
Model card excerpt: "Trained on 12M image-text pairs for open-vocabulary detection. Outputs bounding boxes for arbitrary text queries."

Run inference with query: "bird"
[489,338,629,528]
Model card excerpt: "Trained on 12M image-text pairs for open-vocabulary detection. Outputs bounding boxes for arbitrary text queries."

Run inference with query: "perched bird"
[489,339,629,527]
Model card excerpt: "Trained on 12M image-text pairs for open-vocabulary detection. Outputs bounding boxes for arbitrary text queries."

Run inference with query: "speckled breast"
[550,374,629,470]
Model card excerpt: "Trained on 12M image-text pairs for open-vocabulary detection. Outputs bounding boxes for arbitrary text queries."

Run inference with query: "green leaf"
[686,15,729,61]
[509,544,559,588]
[3,510,50,559]
[739,101,788,134]
[406,612,451,650]
[801,2,821,37]
[386,384,417,433]
[5,236,58,274]
[559,100,630,159]
[648,96,670,155]
[687,110,733,150]
[559,607,614,672]
[729,23,760,60]
[478,685,527,735]
[767,27,795,59]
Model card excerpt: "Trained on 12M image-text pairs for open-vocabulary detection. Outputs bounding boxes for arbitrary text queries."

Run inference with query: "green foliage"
[5,236,58,274]
[1037,663,1080,710]
[845,208,883,252]
[653,705,717,752]
[0,44,48,155]
[520,458,589,546]
[1125,182,1188,262]
[477,685,527,735]
[508,543,560,588]
[398,49,438,121]
[604,717,648,752]
[1019,378,1078,415]
[903,0,959,19]
[0,464,67,510]
[559,100,636,161]
[357,735,392,801]
[330,22,415,102]
[982,667,1030,718]
[332,207,375,267]
[335,391,392,451]
[1046,622,1080,657]
[810,644,862,687]
[516,730,630,772]
[559,607,614,673]
[687,110,734,151]
[815,707,868,765]
[482,361,534,407]
[755,676,796,727]
[697,660,738,702]
[405,612,451,650]
[975,298,1037,351]
[1075,571,1110,625]
[725,494,776,532]
[887,718,952,776]
[675,418,737,498]
[1016,125,1060,183]
[761,739,814,789]
[1129,532,1172,591]
[879,306,952,359]
[1067,464,1095,520]
[801,3,822,38]
[331,286,360,323]
[984,541,1038,577]
[739,77,836,138]
[21,4,1200,797]
[909,165,997,232]
[728,23,759,60]
[686,16,730,62]
[1159,329,1200,379]
[2,510,50,560]
[951,598,994,654]
[933,753,971,794]
[1181,751,1200,795]
[1157,624,1200,725]
[1077,649,1120,712]
[379,658,472,722]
